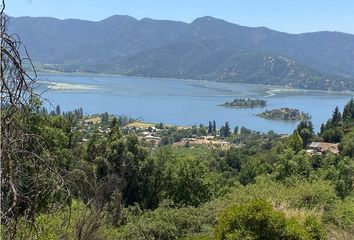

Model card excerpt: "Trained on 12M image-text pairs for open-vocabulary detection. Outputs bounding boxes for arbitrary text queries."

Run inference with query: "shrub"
[324,196,354,233]
[214,199,326,240]
[120,205,212,240]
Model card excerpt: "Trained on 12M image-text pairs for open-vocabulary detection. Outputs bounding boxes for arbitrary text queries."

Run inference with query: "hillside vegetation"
[3,11,354,240]
[3,98,354,240]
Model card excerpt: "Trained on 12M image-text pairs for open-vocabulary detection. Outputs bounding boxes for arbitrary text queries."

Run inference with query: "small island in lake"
[221,98,267,108]
[257,108,311,121]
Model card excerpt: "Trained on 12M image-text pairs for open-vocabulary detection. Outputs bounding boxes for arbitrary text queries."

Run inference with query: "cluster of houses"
[121,125,164,146]
[79,118,341,155]
[172,136,244,150]
[78,118,111,142]
[307,142,339,155]
[138,130,162,146]
[121,124,164,133]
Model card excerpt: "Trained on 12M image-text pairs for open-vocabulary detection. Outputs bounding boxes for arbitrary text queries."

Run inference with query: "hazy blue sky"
[6,0,354,34]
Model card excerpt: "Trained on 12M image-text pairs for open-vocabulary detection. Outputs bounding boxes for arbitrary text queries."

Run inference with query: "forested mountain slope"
[9,15,354,90]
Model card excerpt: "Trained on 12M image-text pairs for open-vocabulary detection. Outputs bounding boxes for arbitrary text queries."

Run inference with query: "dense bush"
[215,199,327,240]
[119,203,212,240]
[339,129,354,157]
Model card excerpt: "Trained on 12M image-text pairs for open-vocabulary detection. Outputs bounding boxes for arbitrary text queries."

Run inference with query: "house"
[206,135,215,140]
[140,135,161,147]
[141,131,150,136]
[307,142,339,155]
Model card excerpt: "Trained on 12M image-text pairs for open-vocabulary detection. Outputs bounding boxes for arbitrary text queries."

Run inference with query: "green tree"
[101,112,109,125]
[322,128,342,143]
[167,157,211,206]
[55,104,61,115]
[331,106,342,126]
[139,147,174,209]
[224,121,231,137]
[87,130,107,163]
[220,121,231,138]
[157,122,164,129]
[225,148,243,171]
[335,157,354,198]
[289,130,303,153]
[320,123,325,134]
[208,121,213,134]
[297,121,314,148]
[239,159,262,185]
[342,98,354,120]
[340,129,354,157]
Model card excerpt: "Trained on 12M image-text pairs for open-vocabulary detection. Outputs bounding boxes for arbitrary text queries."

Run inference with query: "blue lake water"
[36,72,354,134]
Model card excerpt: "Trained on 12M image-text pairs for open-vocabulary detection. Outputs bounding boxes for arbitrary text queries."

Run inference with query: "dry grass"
[328,226,354,240]
[274,202,323,220]
[126,121,156,128]
[127,121,190,130]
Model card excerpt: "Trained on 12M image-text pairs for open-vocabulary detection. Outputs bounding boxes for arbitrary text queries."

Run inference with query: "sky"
[5,0,354,34]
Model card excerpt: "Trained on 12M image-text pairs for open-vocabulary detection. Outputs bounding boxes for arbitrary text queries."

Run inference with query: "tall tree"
[224,121,231,137]
[320,123,325,134]
[342,98,354,120]
[208,121,213,134]
[55,104,61,115]
[331,106,342,126]
[101,112,109,125]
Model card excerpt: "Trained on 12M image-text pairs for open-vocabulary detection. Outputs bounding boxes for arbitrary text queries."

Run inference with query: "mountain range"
[8,15,354,91]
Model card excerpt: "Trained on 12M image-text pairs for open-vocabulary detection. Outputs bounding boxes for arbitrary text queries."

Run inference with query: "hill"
[8,15,354,91]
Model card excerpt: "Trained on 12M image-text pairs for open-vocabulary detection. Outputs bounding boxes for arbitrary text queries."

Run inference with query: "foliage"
[3,0,354,237]
[320,99,354,143]
[220,121,231,138]
[339,129,354,157]
[2,57,354,240]
[334,157,354,199]
[215,199,327,240]
[1,200,120,240]
[289,130,304,153]
[166,156,212,207]
[297,121,314,148]
[119,203,212,240]
[324,196,354,234]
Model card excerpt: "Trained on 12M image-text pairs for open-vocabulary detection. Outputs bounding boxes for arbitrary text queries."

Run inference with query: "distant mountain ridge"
[8,15,354,91]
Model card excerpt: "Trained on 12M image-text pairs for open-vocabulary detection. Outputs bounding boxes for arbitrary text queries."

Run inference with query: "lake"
[36,72,354,134]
